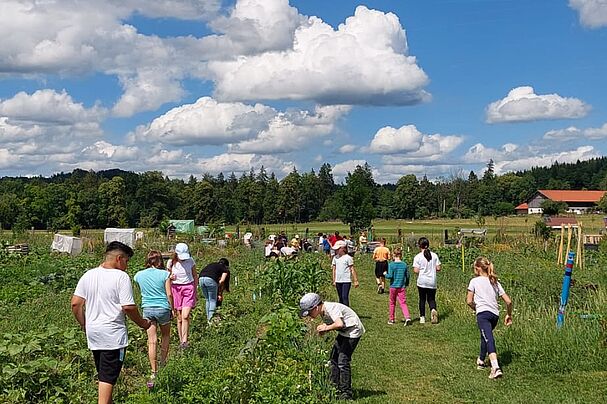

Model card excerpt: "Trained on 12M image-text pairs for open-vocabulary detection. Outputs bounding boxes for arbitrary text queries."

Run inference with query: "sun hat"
[332,240,347,250]
[175,243,190,260]
[299,292,322,317]
[295,234,300,239]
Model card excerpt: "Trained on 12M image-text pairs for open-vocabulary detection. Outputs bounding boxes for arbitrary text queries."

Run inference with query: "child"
[331,240,359,307]
[413,237,441,324]
[467,257,513,379]
[134,251,172,388]
[384,247,411,325]
[167,243,198,349]
[372,238,390,294]
[300,293,365,401]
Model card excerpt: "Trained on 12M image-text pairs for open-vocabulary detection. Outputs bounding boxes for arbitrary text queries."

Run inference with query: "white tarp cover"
[51,234,83,256]
[104,228,136,247]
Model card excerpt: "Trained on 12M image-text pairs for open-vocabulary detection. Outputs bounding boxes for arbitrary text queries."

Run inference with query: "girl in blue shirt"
[384,248,411,325]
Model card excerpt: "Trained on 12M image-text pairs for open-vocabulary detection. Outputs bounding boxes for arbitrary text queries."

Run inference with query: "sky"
[1,0,606,183]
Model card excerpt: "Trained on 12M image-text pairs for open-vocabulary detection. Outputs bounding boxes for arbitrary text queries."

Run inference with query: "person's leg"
[205,279,218,321]
[146,322,158,373]
[159,323,171,366]
[427,288,437,311]
[180,306,192,344]
[201,278,211,320]
[418,287,427,319]
[336,335,360,399]
[98,382,113,404]
[397,288,411,320]
[388,287,397,321]
[342,282,351,307]
[335,283,344,305]
[476,313,489,362]
[175,310,183,343]
[329,338,340,387]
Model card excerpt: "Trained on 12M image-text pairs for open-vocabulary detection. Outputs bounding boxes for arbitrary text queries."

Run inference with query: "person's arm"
[436,264,442,272]
[164,278,174,311]
[122,305,151,329]
[218,271,228,286]
[332,263,336,285]
[317,317,345,335]
[436,256,442,272]
[351,265,359,287]
[71,295,86,330]
[192,265,199,289]
[466,290,476,311]
[501,292,513,325]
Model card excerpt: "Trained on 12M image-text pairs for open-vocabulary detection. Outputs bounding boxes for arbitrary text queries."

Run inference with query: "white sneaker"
[431,309,439,324]
[419,316,426,324]
[404,318,411,327]
[489,367,503,379]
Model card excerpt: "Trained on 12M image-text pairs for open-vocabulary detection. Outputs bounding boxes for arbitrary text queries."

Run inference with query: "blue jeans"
[199,277,218,321]
[142,307,171,325]
[477,311,499,359]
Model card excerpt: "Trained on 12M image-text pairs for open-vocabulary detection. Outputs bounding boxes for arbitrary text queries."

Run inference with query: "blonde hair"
[146,250,164,269]
[474,256,498,285]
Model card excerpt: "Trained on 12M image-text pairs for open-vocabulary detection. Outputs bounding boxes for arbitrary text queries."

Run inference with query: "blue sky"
[0,0,606,183]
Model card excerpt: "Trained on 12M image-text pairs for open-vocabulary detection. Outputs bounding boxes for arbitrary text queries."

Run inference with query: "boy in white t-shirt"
[331,240,359,307]
[71,241,151,404]
[300,293,365,401]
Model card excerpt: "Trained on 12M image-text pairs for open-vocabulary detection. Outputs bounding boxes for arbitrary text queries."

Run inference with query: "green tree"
[394,174,419,219]
[541,199,568,215]
[340,164,375,231]
[597,194,607,213]
[98,177,128,227]
[278,169,302,222]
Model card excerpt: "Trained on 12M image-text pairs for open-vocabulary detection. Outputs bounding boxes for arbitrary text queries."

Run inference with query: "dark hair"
[393,247,402,258]
[106,241,134,258]
[418,237,431,261]
[146,250,164,268]
[218,257,230,268]
[335,231,340,236]
[317,232,323,236]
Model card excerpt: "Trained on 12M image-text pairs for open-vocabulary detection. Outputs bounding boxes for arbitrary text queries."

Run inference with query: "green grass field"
[1,222,606,403]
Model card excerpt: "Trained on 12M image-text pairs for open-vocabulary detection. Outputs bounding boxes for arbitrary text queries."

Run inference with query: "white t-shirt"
[322,302,365,338]
[265,244,273,257]
[467,276,505,316]
[332,254,354,283]
[73,267,135,350]
[168,258,196,284]
[318,236,324,246]
[413,251,441,289]
[281,246,296,256]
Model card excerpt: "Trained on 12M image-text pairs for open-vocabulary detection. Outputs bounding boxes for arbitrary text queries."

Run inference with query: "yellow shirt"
[373,246,390,262]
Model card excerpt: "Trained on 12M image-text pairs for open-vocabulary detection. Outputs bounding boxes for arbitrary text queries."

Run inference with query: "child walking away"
[300,293,365,401]
[331,240,359,307]
[413,237,441,324]
[384,248,411,325]
[372,238,390,294]
[167,243,198,349]
[467,257,513,379]
[134,251,172,389]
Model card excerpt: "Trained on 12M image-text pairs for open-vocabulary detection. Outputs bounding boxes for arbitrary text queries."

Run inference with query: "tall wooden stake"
[557,226,565,264]
[565,224,572,263]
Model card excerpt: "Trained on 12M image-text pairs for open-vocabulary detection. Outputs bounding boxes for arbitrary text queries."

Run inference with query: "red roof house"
[522,190,606,214]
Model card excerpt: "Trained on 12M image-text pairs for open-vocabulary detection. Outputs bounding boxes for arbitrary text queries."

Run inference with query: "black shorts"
[93,348,125,385]
[375,261,388,278]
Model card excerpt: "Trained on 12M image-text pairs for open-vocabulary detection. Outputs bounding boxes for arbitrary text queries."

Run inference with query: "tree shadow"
[500,350,514,366]
[354,388,387,399]
[358,315,373,319]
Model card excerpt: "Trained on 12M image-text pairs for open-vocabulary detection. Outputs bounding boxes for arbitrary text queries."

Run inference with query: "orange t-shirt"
[373,246,390,262]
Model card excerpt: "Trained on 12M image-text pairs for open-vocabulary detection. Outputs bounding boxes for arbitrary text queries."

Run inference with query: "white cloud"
[338,144,358,154]
[569,0,607,28]
[486,86,590,123]
[131,97,276,145]
[543,122,607,140]
[366,125,464,162]
[464,143,599,174]
[208,5,429,105]
[331,159,369,177]
[229,105,350,154]
[195,153,295,176]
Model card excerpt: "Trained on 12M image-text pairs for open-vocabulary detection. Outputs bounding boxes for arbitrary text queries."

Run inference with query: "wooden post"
[576,222,583,269]
[557,226,565,264]
[565,224,573,258]
[461,242,465,273]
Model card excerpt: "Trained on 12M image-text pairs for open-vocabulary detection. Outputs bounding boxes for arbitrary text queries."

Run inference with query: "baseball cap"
[332,240,347,250]
[299,292,322,317]
[175,243,190,260]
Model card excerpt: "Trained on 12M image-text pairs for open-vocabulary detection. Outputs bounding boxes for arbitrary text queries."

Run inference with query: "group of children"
[302,235,513,399]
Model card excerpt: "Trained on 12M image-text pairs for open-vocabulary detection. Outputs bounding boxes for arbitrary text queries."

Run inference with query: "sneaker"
[431,309,439,324]
[404,318,411,327]
[377,285,381,294]
[419,316,426,324]
[146,373,157,389]
[476,359,488,370]
[380,287,385,294]
[387,320,395,325]
[489,367,503,379]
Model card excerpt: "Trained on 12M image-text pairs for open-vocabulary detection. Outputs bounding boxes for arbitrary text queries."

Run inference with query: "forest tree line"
[1,157,607,232]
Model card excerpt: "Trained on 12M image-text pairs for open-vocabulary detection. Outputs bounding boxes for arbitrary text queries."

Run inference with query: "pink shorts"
[171,282,197,310]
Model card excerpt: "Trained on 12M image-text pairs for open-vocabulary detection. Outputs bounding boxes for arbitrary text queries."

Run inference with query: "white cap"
[332,240,347,250]
[175,243,190,260]
[299,293,322,317]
